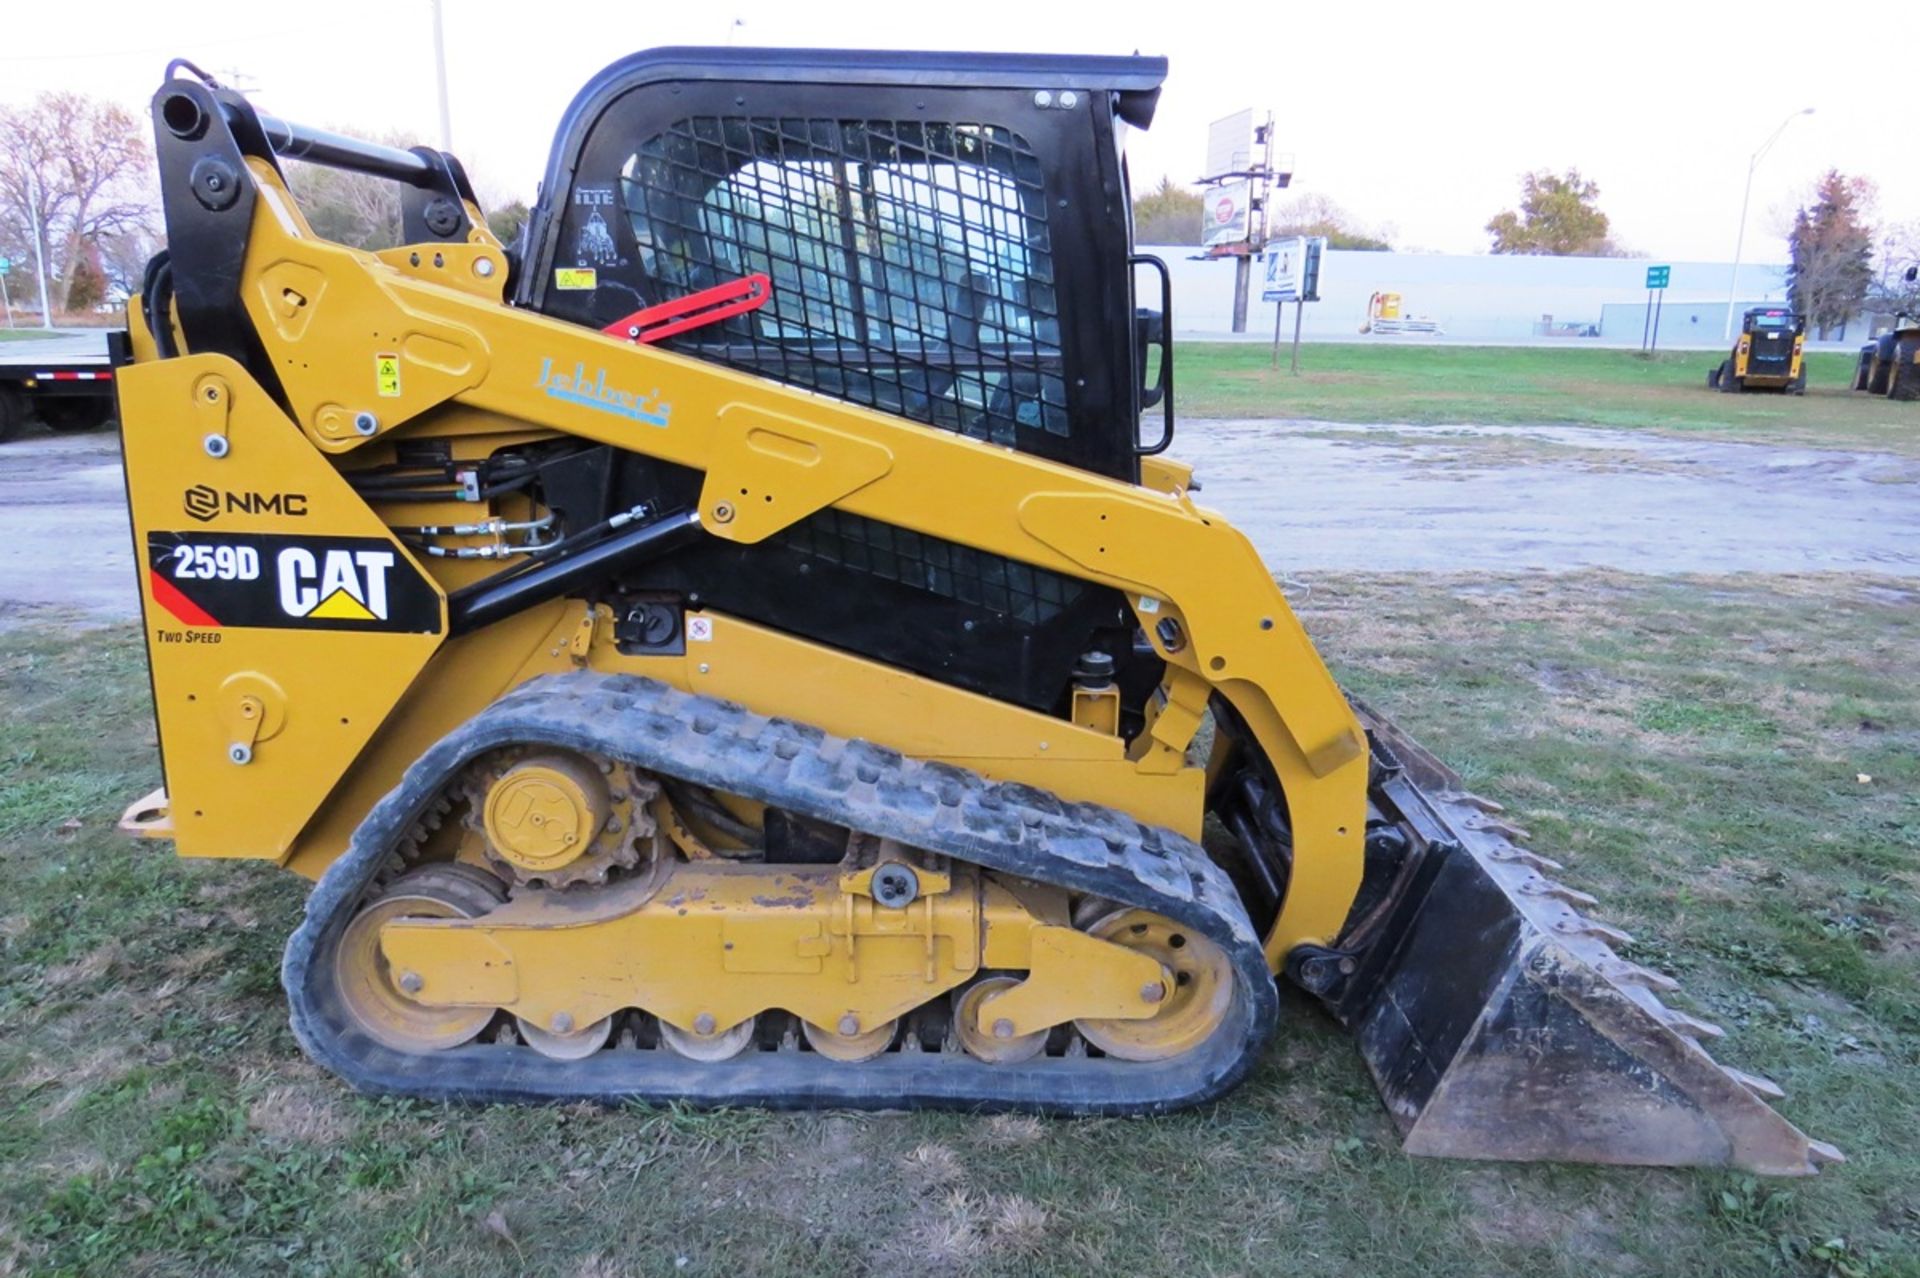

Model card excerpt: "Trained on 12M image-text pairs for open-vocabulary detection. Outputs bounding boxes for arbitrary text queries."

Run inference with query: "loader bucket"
[1299,704,1843,1176]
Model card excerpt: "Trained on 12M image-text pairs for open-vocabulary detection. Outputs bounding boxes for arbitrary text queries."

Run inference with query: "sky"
[0,0,1893,265]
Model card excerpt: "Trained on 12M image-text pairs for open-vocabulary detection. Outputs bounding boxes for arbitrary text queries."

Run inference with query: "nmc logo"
[183,484,309,523]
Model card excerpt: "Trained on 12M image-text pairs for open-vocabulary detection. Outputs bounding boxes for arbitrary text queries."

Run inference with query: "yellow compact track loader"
[113,49,1838,1174]
[1709,307,1807,394]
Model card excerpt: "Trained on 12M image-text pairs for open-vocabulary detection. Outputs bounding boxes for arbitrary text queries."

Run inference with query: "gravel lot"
[2,418,1915,626]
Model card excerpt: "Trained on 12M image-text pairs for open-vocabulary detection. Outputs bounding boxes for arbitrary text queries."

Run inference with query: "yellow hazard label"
[554,267,598,290]
[375,353,401,398]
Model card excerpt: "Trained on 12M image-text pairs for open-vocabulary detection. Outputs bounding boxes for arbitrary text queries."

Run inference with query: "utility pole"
[1230,113,1277,334]
[26,170,52,330]
[431,0,453,151]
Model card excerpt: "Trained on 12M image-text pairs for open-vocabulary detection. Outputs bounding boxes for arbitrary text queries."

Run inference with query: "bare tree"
[1269,192,1392,250]
[0,93,156,312]
[283,131,420,250]
[1868,218,1920,319]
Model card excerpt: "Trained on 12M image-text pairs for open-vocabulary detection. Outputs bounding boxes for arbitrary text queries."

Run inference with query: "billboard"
[1204,109,1255,180]
[1202,181,1252,248]
[1261,237,1325,303]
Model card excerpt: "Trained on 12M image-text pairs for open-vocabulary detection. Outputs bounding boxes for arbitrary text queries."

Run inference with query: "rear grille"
[1749,336,1792,373]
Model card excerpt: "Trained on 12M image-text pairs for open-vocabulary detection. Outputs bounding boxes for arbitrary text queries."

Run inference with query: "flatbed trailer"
[0,330,128,444]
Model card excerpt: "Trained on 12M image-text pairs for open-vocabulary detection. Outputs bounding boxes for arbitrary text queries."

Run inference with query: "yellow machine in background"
[109,50,1836,1174]
[1710,307,1807,394]
[1359,290,1442,335]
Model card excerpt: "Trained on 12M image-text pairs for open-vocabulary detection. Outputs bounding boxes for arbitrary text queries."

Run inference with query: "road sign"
[1261,237,1324,303]
[1646,265,1670,289]
[0,258,10,273]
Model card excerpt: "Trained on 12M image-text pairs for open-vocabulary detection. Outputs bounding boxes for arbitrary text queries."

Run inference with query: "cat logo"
[276,547,395,622]
[146,532,441,633]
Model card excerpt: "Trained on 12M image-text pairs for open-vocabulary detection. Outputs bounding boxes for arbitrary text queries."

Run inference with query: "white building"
[1140,248,1818,348]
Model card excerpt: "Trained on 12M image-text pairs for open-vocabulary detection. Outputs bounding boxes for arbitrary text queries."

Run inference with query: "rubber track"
[283,671,1279,1113]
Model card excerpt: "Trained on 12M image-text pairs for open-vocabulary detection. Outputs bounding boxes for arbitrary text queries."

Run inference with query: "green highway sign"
[1646,265,1671,289]
[0,258,10,272]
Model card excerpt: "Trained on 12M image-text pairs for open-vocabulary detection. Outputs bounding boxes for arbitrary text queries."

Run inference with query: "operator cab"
[515,48,1172,483]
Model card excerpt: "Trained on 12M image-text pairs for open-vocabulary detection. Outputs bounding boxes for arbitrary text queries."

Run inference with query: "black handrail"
[1132,253,1175,455]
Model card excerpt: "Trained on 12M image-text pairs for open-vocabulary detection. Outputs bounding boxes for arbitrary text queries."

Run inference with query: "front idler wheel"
[1073,909,1235,1062]
[333,863,508,1053]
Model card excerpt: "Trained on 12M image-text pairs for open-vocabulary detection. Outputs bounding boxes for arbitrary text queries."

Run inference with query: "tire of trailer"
[0,389,29,444]
[39,398,114,433]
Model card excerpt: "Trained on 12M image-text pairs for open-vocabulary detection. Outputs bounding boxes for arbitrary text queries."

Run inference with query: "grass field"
[2,575,1915,1277]
[1176,344,1920,457]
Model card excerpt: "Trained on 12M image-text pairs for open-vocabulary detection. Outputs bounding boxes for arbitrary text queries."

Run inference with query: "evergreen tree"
[1788,171,1874,339]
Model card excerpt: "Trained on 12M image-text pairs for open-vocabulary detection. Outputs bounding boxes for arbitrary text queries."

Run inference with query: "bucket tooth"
[1655,1007,1726,1041]
[1471,816,1533,842]
[1552,914,1635,946]
[1721,1066,1786,1101]
[1809,1140,1847,1166]
[1596,956,1680,993]
[1461,794,1506,814]
[1518,875,1598,907]
[1488,846,1565,872]
[1336,700,1841,1176]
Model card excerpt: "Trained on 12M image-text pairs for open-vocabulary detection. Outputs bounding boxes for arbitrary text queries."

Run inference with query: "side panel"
[120,354,446,859]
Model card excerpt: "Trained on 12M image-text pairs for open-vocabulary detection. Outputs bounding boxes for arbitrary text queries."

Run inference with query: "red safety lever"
[601,274,772,345]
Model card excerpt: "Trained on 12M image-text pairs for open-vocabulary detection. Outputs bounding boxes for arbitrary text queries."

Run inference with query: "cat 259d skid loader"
[114,48,1838,1174]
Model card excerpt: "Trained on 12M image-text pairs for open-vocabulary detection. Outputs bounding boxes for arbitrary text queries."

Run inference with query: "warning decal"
[146,532,441,633]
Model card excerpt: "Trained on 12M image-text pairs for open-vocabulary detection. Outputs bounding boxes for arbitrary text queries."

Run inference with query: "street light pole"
[26,169,52,330]
[1723,107,1814,341]
[430,0,453,151]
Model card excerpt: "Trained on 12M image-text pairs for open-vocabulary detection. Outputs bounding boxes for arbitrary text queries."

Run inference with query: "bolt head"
[992,1018,1015,1039]
[1059,91,1079,109]
[397,970,424,994]
[1140,981,1167,1004]
[837,1015,860,1037]
[202,433,229,458]
[712,502,735,523]
[551,1011,574,1034]
[474,257,496,278]
[1033,90,1053,107]
[693,1012,717,1036]
[228,743,252,765]
[353,411,378,435]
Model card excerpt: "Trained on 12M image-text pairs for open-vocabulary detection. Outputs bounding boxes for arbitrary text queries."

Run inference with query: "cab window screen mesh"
[620,118,1068,445]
